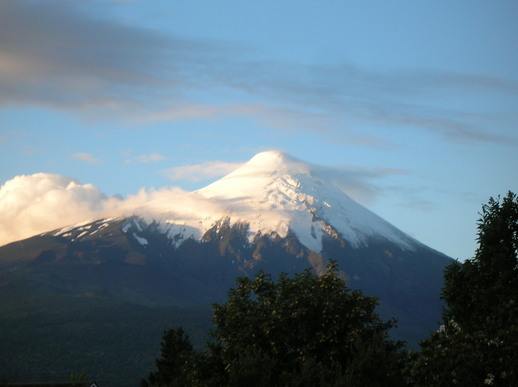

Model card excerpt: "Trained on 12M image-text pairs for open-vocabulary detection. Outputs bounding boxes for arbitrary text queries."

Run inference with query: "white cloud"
[163,161,242,182]
[72,152,101,164]
[0,172,226,246]
[126,153,166,164]
[0,160,411,247]
[0,173,109,245]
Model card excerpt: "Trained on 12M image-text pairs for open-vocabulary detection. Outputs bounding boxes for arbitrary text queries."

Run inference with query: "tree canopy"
[409,191,518,386]
[144,261,405,386]
[211,261,405,386]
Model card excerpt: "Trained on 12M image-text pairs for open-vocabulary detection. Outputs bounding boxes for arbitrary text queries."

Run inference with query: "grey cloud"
[154,52,515,146]
[0,0,220,109]
[217,62,518,146]
[312,165,409,205]
[1,0,516,147]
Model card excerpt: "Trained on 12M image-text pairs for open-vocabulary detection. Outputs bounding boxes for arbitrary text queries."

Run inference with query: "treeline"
[142,192,517,386]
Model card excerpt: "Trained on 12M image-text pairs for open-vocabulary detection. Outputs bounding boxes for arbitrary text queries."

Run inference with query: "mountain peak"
[246,150,301,168]
[197,150,310,200]
[225,150,310,179]
[194,151,415,252]
[249,149,288,162]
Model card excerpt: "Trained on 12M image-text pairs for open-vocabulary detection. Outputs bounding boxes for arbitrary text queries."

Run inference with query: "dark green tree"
[144,327,195,386]
[210,261,405,386]
[409,192,518,386]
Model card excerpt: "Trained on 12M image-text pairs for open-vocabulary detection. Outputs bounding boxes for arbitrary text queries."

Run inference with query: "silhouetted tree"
[409,192,518,386]
[144,327,195,386]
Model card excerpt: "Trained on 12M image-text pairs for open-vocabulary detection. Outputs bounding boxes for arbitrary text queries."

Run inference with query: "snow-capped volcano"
[41,151,418,253]
[119,150,415,253]
[0,151,417,253]
[194,150,414,252]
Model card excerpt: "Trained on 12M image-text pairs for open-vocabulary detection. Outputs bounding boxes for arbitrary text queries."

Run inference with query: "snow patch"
[77,231,88,239]
[132,232,148,246]
[122,223,131,233]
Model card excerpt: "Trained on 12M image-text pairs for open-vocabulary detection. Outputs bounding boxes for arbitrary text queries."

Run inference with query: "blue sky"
[0,0,517,260]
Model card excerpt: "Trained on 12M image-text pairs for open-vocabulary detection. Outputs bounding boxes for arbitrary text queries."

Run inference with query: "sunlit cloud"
[0,172,227,246]
[0,162,411,246]
[71,153,101,164]
[0,173,109,245]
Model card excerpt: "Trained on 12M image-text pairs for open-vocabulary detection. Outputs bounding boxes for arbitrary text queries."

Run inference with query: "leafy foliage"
[145,261,406,386]
[409,192,518,386]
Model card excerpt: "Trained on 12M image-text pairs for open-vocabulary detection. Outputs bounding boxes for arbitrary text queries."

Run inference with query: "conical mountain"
[196,150,416,252]
[10,150,425,257]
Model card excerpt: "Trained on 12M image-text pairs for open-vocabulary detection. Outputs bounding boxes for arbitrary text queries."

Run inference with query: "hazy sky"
[1,0,517,260]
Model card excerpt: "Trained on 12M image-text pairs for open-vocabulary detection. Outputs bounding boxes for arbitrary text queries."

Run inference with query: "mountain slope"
[0,150,453,384]
[0,150,452,322]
